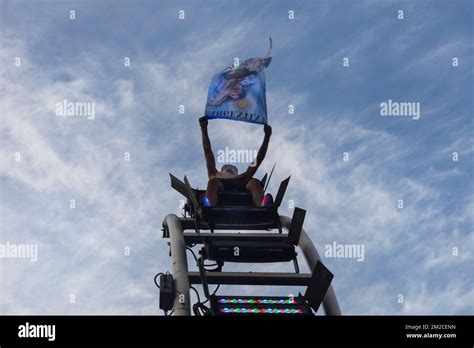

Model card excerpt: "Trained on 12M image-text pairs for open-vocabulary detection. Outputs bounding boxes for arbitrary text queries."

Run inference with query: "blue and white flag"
[204,38,272,125]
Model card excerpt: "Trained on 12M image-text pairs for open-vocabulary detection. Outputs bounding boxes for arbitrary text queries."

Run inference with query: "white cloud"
[1,2,472,316]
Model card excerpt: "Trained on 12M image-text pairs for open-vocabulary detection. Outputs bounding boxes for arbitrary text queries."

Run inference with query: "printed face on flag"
[204,43,272,125]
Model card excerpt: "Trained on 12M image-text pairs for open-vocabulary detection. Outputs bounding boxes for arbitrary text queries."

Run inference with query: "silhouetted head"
[221,164,238,175]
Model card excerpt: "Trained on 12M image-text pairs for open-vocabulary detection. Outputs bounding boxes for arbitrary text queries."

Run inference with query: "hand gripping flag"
[204,38,272,125]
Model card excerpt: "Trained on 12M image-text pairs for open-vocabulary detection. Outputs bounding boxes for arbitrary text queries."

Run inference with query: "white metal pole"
[163,214,191,315]
[280,216,342,315]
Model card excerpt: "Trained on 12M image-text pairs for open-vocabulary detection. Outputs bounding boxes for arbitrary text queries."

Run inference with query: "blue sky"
[0,0,472,314]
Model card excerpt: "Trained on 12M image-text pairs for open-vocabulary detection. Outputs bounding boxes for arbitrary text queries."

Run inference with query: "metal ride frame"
[162,213,341,316]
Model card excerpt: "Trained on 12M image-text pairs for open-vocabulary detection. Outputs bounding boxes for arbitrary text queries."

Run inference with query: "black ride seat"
[169,173,290,231]
[216,190,254,206]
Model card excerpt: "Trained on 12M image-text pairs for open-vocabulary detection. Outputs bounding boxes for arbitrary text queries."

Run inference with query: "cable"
[186,246,218,269]
[186,247,198,264]
[201,284,220,305]
[190,286,201,304]
[190,285,212,316]
[153,272,165,289]
[204,261,218,267]
[192,302,209,316]
[164,309,174,316]
[211,284,220,296]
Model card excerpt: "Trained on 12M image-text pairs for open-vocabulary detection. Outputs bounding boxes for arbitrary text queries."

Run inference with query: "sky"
[0,0,473,315]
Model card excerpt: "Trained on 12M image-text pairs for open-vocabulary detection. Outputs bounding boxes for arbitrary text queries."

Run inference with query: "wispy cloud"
[0,0,472,315]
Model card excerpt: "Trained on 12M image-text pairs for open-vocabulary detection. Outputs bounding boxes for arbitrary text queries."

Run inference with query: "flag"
[204,38,272,125]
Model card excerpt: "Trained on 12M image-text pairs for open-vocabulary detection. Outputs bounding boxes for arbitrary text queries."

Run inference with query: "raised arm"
[243,124,272,178]
[199,116,218,177]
